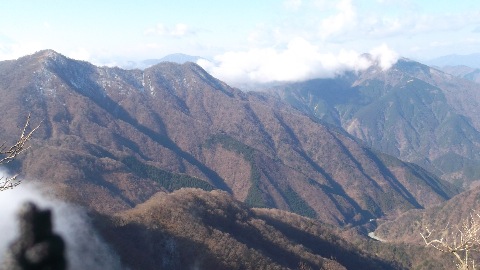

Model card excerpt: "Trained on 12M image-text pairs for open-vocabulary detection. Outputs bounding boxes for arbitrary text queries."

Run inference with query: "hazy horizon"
[2,0,480,84]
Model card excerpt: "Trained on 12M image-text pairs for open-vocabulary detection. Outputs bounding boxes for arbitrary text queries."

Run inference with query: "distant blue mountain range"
[426,53,480,69]
[120,53,205,70]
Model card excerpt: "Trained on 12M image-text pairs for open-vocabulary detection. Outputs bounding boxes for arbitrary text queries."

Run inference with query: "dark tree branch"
[0,114,40,191]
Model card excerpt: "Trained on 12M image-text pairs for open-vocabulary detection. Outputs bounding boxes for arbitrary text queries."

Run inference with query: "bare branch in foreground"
[0,174,20,191]
[0,113,40,164]
[0,114,40,191]
[421,212,480,270]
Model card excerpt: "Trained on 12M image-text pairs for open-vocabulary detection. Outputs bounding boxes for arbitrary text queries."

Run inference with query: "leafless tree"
[421,212,480,269]
[0,114,39,191]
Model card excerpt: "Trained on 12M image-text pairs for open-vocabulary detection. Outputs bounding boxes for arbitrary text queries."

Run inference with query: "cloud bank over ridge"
[197,38,398,86]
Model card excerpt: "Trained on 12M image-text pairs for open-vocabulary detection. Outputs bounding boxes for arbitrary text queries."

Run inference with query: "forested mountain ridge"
[0,50,470,269]
[101,188,399,269]
[0,50,457,227]
[269,58,480,187]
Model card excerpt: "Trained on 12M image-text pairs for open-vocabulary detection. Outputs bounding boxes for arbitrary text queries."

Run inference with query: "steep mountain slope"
[0,50,457,226]
[270,58,480,187]
[101,188,399,270]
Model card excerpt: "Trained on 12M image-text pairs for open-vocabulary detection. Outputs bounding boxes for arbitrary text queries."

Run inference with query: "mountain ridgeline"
[101,188,402,270]
[1,50,474,269]
[0,50,458,227]
[270,58,480,188]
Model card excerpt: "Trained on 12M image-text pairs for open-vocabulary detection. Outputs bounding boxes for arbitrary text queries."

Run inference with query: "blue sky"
[1,0,480,83]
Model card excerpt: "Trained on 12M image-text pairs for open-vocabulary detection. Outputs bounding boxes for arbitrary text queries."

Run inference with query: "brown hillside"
[375,185,480,245]
[100,188,399,270]
[0,50,458,226]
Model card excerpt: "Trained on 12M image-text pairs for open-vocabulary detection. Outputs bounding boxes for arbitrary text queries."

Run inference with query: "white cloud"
[171,23,189,36]
[0,41,44,61]
[319,0,356,39]
[197,38,397,85]
[69,47,91,61]
[369,43,399,70]
[283,0,302,11]
[312,0,330,10]
[43,21,51,29]
[275,0,480,45]
[360,9,480,39]
[145,23,195,37]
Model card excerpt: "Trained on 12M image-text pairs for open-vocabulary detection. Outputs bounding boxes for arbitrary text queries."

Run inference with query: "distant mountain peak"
[159,53,202,64]
[16,50,76,72]
[144,60,237,98]
[358,57,434,82]
[29,49,65,62]
[33,49,59,57]
[146,60,208,75]
[427,53,480,69]
[121,53,205,70]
